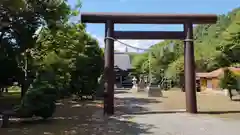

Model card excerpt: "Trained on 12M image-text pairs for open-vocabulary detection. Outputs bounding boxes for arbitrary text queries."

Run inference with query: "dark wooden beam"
[184,22,197,113]
[104,20,115,115]
[114,31,185,39]
[81,12,217,24]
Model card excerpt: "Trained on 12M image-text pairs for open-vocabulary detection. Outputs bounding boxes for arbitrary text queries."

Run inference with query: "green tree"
[219,69,238,100]
[215,11,240,67]
[0,0,71,96]
[131,7,240,87]
[1,0,102,118]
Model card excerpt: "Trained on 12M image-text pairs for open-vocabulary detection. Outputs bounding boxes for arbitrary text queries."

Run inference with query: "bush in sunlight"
[14,80,58,119]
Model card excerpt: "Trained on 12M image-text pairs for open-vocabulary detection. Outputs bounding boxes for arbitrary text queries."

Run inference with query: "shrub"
[14,81,58,119]
[219,69,238,90]
[219,68,238,100]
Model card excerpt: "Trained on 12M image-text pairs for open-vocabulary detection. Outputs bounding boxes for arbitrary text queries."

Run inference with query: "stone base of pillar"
[131,85,146,93]
[146,85,163,97]
[224,89,229,96]
[131,84,137,92]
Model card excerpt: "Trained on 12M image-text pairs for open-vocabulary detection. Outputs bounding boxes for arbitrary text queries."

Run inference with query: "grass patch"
[0,87,21,111]
[8,86,21,93]
[160,89,240,120]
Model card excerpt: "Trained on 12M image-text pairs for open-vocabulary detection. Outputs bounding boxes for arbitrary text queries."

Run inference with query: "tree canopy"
[130,7,240,86]
[0,0,103,118]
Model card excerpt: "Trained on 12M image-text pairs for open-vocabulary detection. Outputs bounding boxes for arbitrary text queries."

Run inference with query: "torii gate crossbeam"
[81,12,217,115]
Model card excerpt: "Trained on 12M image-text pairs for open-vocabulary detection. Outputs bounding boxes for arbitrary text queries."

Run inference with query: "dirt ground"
[160,89,240,120]
[0,92,21,112]
[0,98,151,135]
[1,99,100,135]
[1,89,240,134]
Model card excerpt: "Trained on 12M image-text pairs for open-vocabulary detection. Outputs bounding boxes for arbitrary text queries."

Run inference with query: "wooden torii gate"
[81,12,217,115]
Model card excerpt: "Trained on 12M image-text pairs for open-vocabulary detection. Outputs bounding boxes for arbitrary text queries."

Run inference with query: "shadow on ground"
[113,93,240,116]
[198,110,240,114]
[114,97,161,115]
[117,110,240,116]
[0,96,157,135]
[0,94,21,112]
[114,90,130,94]
[232,98,240,102]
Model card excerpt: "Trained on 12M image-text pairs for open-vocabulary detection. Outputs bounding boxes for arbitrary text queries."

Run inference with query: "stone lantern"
[146,77,163,97]
[132,77,137,89]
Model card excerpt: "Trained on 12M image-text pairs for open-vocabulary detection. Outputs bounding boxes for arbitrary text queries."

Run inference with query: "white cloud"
[90,34,163,52]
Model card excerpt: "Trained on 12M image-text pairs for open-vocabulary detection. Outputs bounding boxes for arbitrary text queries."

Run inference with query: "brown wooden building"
[196,67,240,91]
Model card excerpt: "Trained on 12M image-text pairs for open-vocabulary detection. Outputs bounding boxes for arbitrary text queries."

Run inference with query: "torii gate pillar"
[104,20,115,115]
[184,22,197,113]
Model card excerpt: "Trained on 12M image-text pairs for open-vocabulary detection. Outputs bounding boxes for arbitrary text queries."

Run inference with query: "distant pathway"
[109,89,240,135]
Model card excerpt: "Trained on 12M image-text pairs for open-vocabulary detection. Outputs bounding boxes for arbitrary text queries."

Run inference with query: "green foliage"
[231,63,240,67]
[165,56,184,80]
[131,52,149,74]
[1,0,103,118]
[35,22,103,97]
[219,69,238,90]
[131,7,240,87]
[14,81,57,118]
[131,40,183,81]
[0,0,71,94]
[215,11,240,67]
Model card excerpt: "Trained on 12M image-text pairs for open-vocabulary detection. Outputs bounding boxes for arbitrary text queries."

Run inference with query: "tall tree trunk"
[21,84,27,98]
[21,80,29,98]
[228,89,233,100]
[0,88,3,97]
[21,52,29,98]
[5,88,8,93]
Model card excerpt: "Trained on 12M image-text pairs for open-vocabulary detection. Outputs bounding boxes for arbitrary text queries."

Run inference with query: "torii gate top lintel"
[81,12,217,24]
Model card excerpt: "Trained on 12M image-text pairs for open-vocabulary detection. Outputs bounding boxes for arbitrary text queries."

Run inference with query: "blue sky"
[68,0,239,51]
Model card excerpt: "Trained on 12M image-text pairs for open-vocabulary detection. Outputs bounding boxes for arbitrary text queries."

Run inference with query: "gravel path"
[111,90,240,135]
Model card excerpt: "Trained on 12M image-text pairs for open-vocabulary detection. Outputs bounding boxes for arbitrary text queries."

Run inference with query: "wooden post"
[1,115,9,128]
[103,23,108,114]
[184,22,197,113]
[104,20,115,115]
